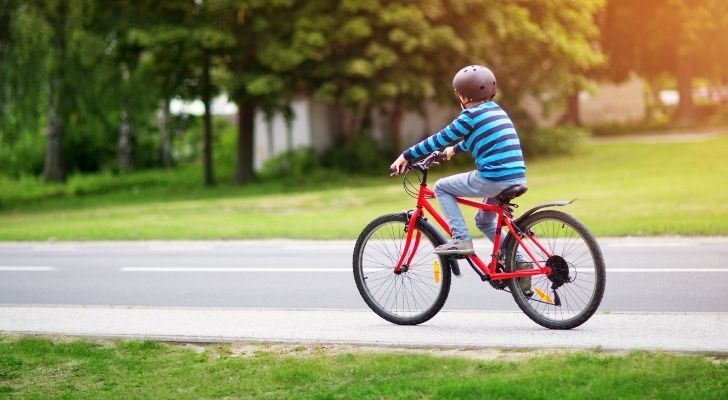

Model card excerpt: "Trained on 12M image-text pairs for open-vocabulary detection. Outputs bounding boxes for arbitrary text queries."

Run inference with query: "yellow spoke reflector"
[534,288,554,304]
[433,260,441,284]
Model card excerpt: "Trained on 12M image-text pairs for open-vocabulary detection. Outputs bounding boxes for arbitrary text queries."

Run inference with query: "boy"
[390,65,527,260]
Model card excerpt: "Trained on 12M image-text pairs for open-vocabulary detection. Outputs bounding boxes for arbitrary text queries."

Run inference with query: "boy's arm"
[401,112,473,162]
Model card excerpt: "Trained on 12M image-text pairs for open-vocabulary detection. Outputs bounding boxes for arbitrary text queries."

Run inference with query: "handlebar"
[389,151,446,176]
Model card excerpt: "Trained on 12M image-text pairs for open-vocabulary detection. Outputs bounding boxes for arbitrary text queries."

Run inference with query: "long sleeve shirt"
[402,101,526,183]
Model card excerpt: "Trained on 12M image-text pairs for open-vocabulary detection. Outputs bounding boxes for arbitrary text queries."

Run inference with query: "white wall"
[370,102,461,150]
[249,79,648,171]
[253,99,313,170]
[579,75,646,124]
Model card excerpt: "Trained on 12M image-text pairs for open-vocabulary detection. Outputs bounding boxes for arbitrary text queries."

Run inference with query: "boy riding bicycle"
[390,65,530,290]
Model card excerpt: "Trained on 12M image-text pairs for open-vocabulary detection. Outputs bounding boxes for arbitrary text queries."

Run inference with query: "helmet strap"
[462,98,487,109]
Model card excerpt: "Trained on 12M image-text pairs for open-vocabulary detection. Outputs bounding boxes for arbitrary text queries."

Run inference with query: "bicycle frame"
[394,176,553,282]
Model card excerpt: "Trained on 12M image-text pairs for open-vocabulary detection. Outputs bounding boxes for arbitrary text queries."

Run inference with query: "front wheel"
[504,210,606,329]
[353,213,451,325]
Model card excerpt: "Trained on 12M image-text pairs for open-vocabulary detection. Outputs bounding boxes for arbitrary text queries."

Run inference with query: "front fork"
[394,209,423,274]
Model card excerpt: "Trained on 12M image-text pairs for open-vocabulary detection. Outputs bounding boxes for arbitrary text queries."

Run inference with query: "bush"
[0,165,206,210]
[0,132,46,177]
[519,126,590,159]
[323,134,389,174]
[258,147,321,180]
[589,120,669,137]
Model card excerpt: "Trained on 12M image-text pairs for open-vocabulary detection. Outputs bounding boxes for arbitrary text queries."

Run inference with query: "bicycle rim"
[507,210,605,329]
[354,216,449,324]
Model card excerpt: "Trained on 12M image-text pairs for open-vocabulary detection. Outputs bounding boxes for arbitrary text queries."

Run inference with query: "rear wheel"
[504,210,605,329]
[353,213,451,325]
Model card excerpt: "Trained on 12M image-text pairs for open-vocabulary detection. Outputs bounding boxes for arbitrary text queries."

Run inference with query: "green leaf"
[344,85,369,104]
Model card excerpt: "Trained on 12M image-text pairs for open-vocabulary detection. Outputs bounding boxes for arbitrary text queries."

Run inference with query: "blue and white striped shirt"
[402,101,526,183]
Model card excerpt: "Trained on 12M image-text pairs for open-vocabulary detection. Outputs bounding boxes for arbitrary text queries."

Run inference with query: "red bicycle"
[353,151,605,329]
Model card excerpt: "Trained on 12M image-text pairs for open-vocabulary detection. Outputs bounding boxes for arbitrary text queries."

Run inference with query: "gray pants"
[433,170,524,246]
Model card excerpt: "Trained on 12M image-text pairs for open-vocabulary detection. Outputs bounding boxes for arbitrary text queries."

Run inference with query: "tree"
[464,0,605,125]
[1,0,609,181]
[1,0,180,179]
[210,0,301,184]
[601,0,728,122]
[274,0,468,151]
[127,0,234,186]
[289,0,604,144]
[1,0,146,180]
[124,0,300,186]
[0,2,51,175]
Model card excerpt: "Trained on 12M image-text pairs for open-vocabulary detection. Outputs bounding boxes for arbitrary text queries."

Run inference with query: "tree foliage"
[600,0,728,121]
[285,0,604,140]
[0,0,607,181]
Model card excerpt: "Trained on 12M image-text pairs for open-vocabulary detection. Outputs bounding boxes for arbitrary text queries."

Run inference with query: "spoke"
[405,274,425,313]
[560,227,579,259]
[406,272,440,294]
[365,274,396,292]
[382,224,401,264]
[376,272,398,309]
[367,237,397,265]
[362,256,395,270]
[369,273,395,301]
[407,273,436,307]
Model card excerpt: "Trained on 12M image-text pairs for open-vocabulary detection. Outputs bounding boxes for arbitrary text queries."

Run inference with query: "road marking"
[0,266,56,271]
[118,267,728,273]
[606,242,690,248]
[595,268,728,273]
[120,267,353,273]
[282,245,354,251]
[31,245,78,252]
[147,245,214,252]
[2,265,723,273]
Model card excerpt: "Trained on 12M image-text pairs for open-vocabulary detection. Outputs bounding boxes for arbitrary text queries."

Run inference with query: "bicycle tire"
[503,210,605,329]
[353,213,451,325]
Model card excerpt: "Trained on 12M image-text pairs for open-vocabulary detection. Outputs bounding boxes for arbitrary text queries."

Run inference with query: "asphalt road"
[1,238,727,312]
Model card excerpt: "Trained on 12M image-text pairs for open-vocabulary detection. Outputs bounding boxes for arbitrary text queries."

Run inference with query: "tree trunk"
[43,91,65,182]
[644,80,664,121]
[285,115,293,152]
[349,103,369,136]
[44,3,67,182]
[117,109,134,170]
[563,93,581,126]
[234,99,255,184]
[265,113,274,158]
[675,58,694,123]
[201,53,214,186]
[157,99,172,168]
[333,94,346,143]
[389,103,404,152]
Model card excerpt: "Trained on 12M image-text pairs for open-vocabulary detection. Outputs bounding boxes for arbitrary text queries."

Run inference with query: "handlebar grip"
[389,166,398,177]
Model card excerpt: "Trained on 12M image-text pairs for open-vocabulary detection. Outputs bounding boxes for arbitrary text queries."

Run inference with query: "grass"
[0,337,726,399]
[0,135,727,240]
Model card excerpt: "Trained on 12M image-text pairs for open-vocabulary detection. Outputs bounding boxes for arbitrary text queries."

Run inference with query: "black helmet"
[452,65,497,104]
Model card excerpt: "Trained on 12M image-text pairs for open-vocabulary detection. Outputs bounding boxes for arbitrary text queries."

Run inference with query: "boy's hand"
[444,146,456,160]
[389,154,408,176]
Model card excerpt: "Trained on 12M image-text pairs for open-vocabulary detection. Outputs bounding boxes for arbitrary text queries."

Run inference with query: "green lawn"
[1,135,727,240]
[0,337,725,399]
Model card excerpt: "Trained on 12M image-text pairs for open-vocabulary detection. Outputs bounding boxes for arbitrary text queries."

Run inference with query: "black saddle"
[496,184,528,203]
